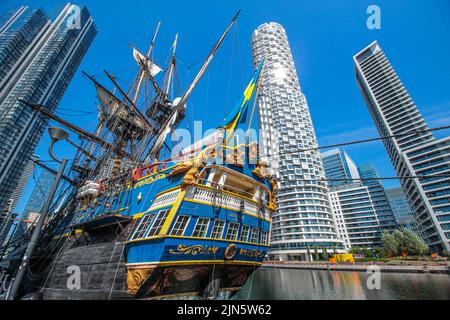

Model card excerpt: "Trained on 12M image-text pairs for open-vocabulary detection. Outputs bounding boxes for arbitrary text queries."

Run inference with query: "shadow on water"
[235,267,450,300]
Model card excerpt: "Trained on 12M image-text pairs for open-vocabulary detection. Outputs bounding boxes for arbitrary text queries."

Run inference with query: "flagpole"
[244,53,267,145]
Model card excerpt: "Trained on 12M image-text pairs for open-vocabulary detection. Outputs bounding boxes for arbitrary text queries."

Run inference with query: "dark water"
[236,267,450,300]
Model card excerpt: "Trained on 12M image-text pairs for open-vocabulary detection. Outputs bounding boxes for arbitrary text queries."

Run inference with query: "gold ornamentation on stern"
[181,160,203,187]
[168,160,194,177]
[239,248,265,258]
[225,148,245,167]
[169,244,219,255]
[252,160,273,180]
[269,179,278,211]
[224,244,237,260]
[127,268,152,294]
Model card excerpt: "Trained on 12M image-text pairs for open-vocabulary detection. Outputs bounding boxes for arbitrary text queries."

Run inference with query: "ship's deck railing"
[185,184,271,220]
[148,188,181,211]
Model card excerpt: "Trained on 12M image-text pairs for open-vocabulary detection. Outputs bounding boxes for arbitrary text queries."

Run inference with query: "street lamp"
[7,127,69,300]
[48,127,69,163]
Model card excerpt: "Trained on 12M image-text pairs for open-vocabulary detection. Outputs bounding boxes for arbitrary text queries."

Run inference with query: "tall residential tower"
[354,41,450,252]
[322,148,397,248]
[0,4,97,211]
[252,22,343,260]
[357,163,397,232]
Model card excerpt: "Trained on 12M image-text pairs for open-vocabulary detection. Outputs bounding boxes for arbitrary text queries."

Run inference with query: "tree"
[381,231,400,257]
[401,229,428,256]
[381,229,429,257]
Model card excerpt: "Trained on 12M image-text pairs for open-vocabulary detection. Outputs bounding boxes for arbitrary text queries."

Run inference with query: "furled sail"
[132,47,163,77]
[95,83,120,114]
[83,71,124,116]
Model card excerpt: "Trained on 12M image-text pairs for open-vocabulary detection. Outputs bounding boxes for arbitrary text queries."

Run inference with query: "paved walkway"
[262,261,450,274]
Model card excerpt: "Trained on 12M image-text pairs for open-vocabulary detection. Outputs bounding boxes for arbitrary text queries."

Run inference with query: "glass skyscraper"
[322,148,396,248]
[321,148,360,187]
[354,41,450,253]
[23,168,55,218]
[0,4,97,212]
[385,187,420,234]
[357,163,397,232]
[7,154,39,213]
[252,22,343,260]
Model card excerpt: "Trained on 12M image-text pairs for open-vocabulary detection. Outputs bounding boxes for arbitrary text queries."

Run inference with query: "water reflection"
[236,268,450,300]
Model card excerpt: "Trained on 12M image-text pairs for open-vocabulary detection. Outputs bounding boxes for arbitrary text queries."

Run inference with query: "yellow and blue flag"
[221,58,265,136]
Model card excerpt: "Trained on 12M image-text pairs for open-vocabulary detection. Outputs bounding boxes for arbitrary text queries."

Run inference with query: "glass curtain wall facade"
[23,168,55,218]
[7,154,38,212]
[385,187,420,233]
[0,4,97,211]
[357,163,397,232]
[321,148,360,187]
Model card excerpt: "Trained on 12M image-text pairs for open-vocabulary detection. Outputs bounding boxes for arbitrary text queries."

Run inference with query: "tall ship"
[0,11,276,300]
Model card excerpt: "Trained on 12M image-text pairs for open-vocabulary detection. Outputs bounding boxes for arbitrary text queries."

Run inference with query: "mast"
[133,21,161,104]
[133,49,167,103]
[104,70,152,125]
[146,10,241,159]
[19,99,115,151]
[164,33,178,98]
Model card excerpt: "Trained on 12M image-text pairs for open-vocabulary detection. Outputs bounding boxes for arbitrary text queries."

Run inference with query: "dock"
[262,261,450,274]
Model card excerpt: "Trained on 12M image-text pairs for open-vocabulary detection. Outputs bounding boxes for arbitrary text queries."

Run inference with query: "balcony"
[184,184,272,220]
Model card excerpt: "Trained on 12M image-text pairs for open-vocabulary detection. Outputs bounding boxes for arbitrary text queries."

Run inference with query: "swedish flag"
[222,58,265,138]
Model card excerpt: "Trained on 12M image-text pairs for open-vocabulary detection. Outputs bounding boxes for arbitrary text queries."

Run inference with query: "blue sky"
[1,0,449,213]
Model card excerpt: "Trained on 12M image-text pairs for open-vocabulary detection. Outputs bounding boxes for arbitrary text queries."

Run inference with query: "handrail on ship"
[188,183,272,221]
[195,178,271,208]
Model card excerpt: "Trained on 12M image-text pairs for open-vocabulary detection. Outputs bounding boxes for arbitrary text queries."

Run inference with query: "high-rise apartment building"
[357,163,397,232]
[354,41,450,252]
[0,4,96,211]
[7,154,39,213]
[329,183,382,249]
[322,148,393,248]
[252,22,343,260]
[0,213,17,247]
[386,187,420,234]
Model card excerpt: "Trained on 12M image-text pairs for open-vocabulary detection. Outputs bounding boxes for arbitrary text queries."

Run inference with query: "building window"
[192,217,210,237]
[251,228,260,243]
[129,214,154,240]
[170,215,190,236]
[225,222,240,240]
[146,209,170,237]
[240,225,250,242]
[211,220,226,239]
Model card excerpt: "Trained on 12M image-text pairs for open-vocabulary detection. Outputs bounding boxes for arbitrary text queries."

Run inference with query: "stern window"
[261,230,268,244]
[251,228,260,243]
[211,220,226,239]
[240,225,250,242]
[193,218,210,237]
[225,222,240,240]
[145,209,170,237]
[130,214,154,240]
[170,215,190,236]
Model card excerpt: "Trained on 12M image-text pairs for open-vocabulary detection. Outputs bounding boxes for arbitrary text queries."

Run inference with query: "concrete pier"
[262,262,450,274]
